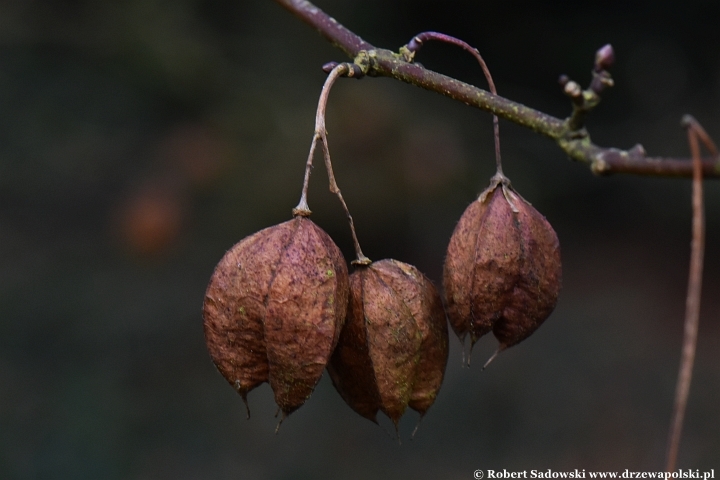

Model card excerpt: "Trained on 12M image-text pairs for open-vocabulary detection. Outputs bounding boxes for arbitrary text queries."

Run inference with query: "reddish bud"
[595,44,615,71]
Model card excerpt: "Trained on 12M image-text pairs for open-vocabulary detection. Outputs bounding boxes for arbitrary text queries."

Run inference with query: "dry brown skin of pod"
[203,215,349,417]
[328,259,449,427]
[443,179,562,351]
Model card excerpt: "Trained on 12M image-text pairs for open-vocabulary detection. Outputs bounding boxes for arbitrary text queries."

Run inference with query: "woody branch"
[274,0,720,179]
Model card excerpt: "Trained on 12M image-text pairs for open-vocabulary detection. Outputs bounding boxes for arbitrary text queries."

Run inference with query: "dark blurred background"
[1,0,719,478]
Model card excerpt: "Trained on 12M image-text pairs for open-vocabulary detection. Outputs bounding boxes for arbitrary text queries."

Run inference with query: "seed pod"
[328,259,449,427]
[443,179,562,352]
[203,216,349,417]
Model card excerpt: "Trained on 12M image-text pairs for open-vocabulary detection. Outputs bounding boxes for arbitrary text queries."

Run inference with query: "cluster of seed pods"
[202,46,563,432]
[203,219,451,428]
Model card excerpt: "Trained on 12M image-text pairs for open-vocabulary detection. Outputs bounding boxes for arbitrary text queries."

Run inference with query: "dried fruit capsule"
[443,177,562,353]
[328,259,449,427]
[203,215,349,417]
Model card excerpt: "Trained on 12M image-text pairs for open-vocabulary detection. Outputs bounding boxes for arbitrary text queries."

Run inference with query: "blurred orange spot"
[117,187,184,256]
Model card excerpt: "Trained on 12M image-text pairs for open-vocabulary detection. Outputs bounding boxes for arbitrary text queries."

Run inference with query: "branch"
[274,0,720,178]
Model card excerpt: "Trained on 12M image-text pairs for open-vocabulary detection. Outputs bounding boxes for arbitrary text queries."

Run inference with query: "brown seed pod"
[328,259,449,427]
[443,178,562,353]
[203,216,349,417]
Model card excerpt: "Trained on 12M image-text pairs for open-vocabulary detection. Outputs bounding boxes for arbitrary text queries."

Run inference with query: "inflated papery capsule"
[328,259,449,427]
[203,216,349,417]
[443,179,562,352]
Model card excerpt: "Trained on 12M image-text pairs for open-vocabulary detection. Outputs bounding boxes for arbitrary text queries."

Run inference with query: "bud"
[594,44,615,71]
[443,179,562,353]
[203,216,349,417]
[328,259,449,427]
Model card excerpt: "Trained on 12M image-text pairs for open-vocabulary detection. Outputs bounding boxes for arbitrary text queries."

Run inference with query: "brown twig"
[558,43,615,132]
[273,0,720,179]
[665,116,715,471]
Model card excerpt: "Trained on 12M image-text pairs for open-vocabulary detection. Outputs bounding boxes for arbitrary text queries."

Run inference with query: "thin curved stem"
[406,32,503,175]
[293,63,349,216]
[292,63,370,264]
[665,116,712,471]
[292,135,320,217]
